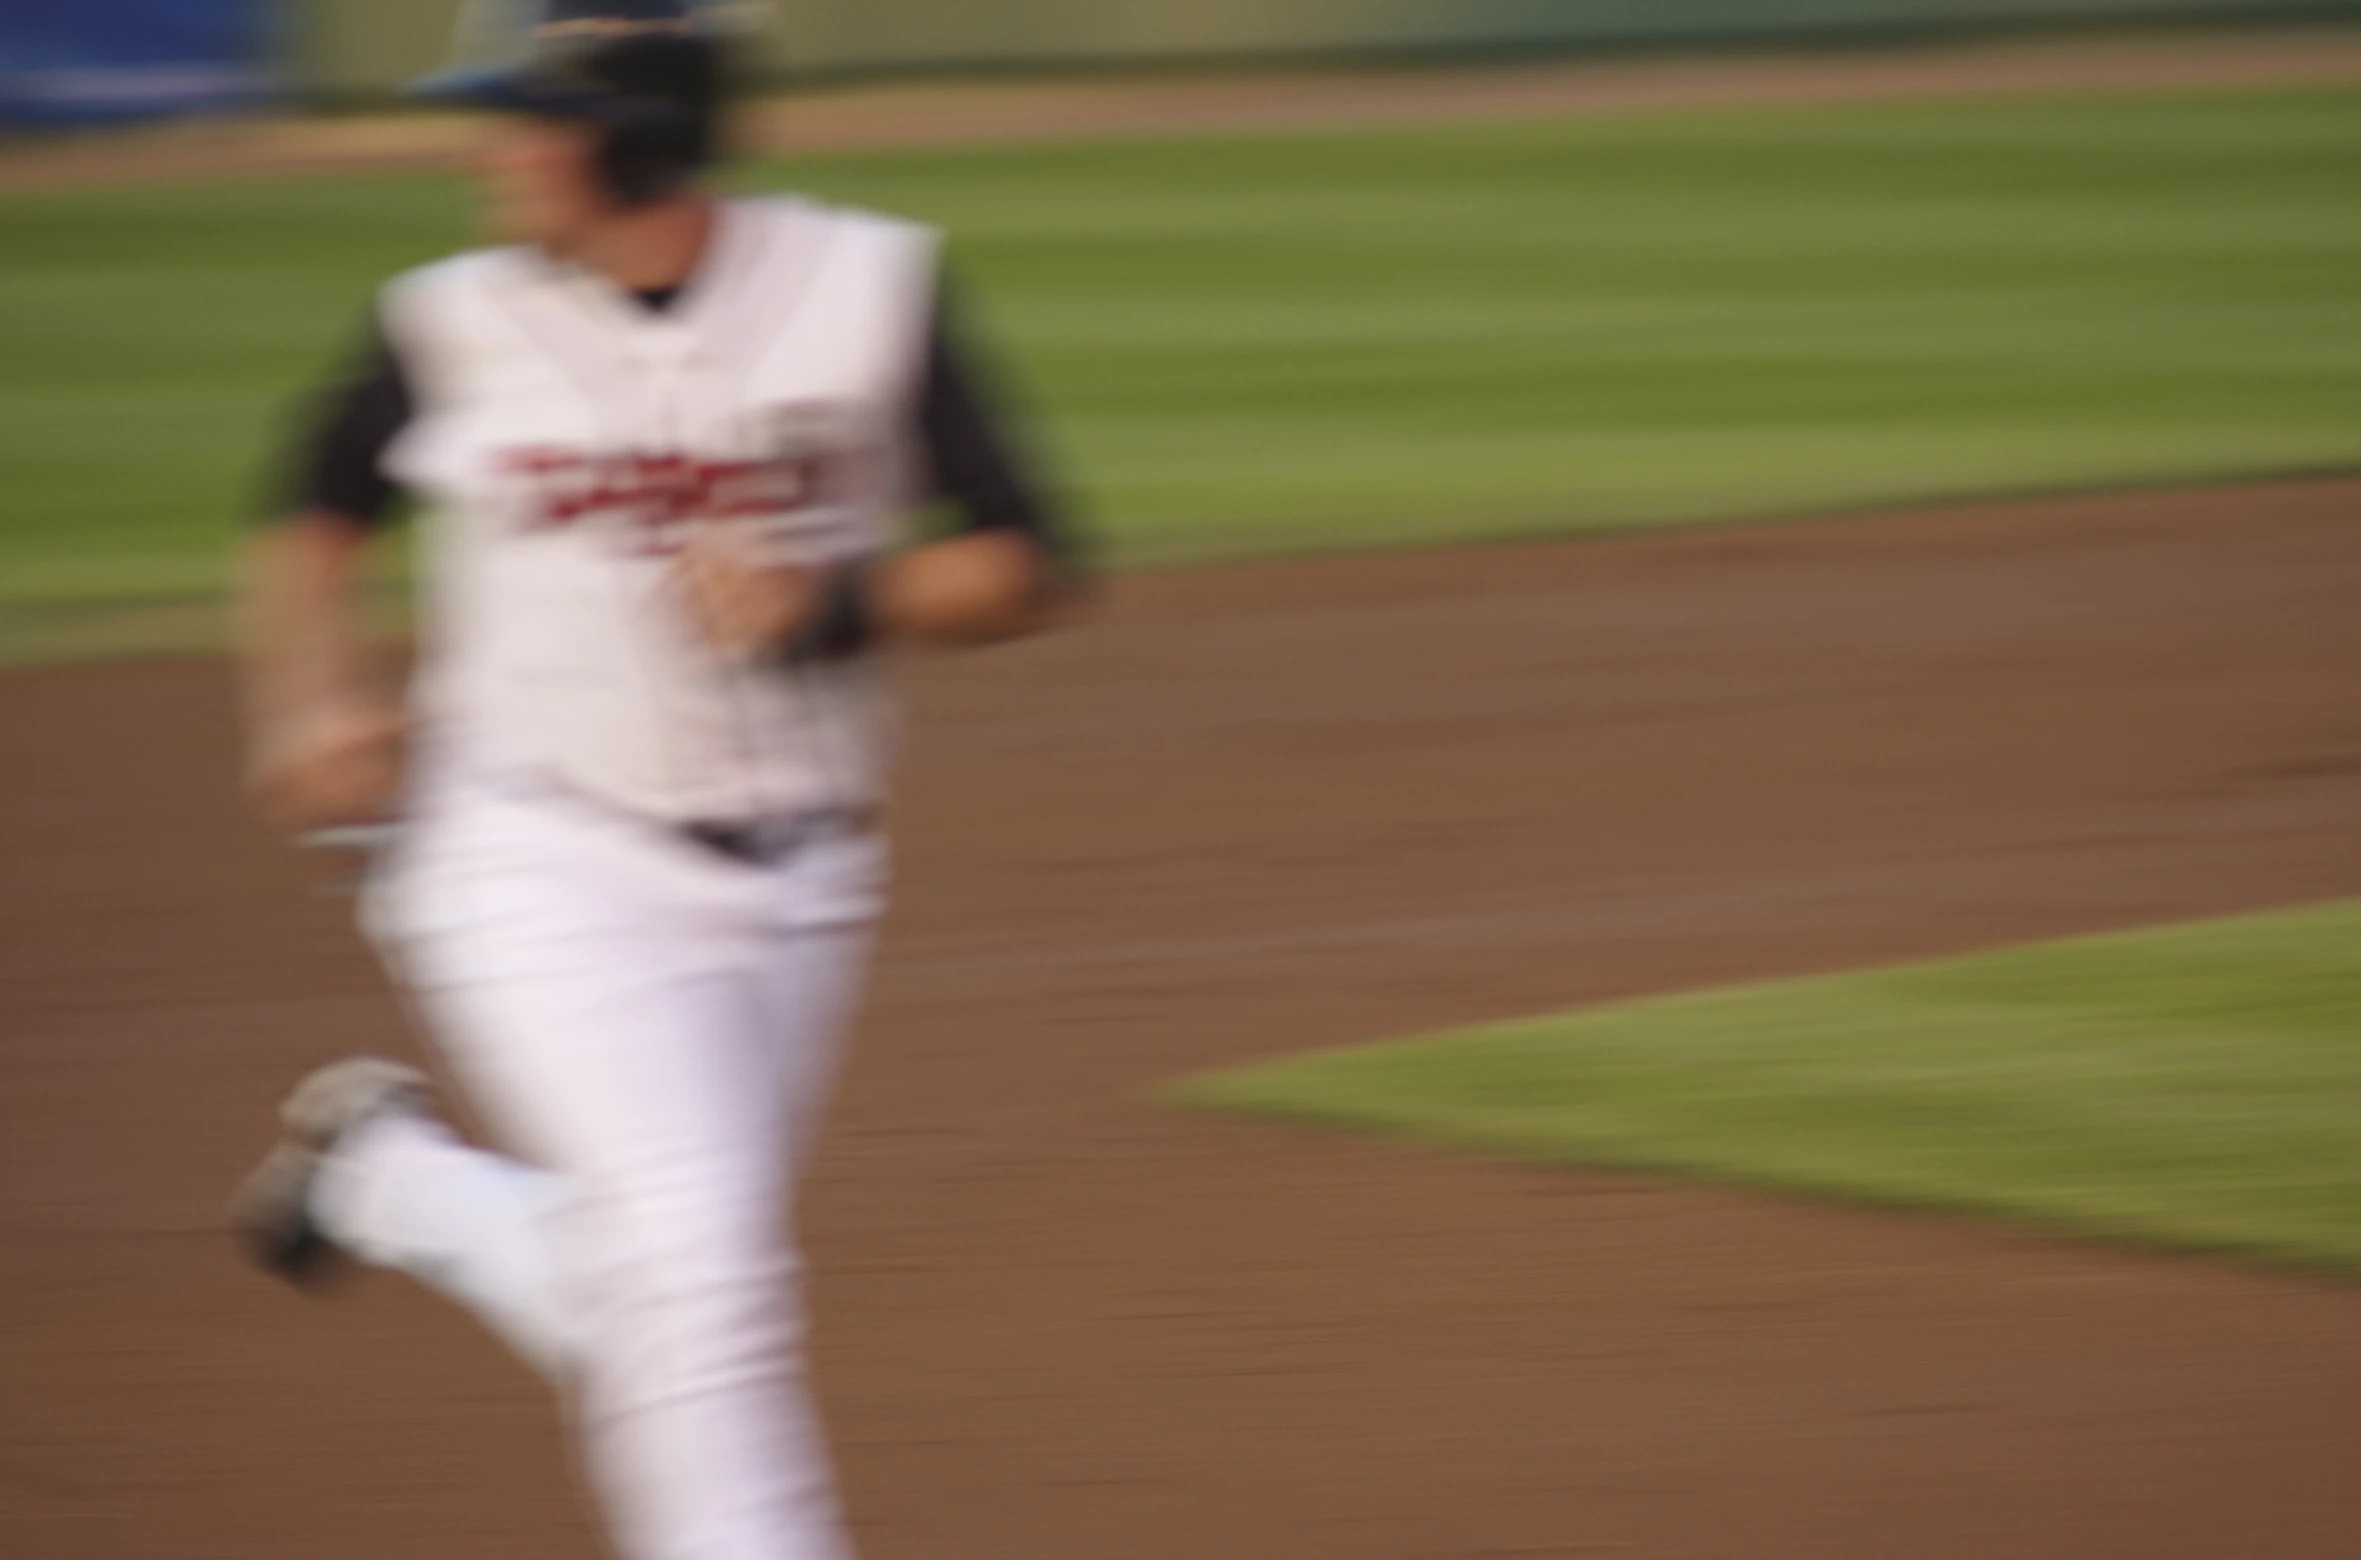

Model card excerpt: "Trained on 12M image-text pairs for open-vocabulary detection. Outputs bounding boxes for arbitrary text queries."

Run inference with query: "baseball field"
[5,31,2361,1560]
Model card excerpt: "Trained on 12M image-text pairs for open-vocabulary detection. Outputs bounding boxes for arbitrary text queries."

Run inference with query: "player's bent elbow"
[882,532,1077,648]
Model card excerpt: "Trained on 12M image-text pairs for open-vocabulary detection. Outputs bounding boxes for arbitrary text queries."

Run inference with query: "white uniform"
[310,197,940,1560]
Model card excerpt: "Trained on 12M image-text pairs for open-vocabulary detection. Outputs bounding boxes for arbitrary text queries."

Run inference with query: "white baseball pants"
[315,772,883,1560]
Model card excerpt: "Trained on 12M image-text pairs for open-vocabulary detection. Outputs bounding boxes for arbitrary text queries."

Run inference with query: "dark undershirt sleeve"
[269,312,415,528]
[913,282,1085,580]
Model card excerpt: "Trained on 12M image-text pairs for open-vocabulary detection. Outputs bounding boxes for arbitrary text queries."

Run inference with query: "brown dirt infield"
[4,476,2360,1559]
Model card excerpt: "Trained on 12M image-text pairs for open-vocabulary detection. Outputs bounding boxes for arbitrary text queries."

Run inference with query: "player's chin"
[476,194,544,246]
[476,187,575,249]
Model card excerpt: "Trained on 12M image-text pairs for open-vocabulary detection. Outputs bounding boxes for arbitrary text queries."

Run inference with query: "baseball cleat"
[228,1056,430,1291]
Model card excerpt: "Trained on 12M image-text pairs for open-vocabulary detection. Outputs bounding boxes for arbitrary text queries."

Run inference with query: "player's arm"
[874,279,1084,647]
[680,280,1085,658]
[237,322,414,832]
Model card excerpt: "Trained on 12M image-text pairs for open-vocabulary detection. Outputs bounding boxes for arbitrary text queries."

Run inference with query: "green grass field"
[1173,900,2361,1278]
[2,84,2358,658]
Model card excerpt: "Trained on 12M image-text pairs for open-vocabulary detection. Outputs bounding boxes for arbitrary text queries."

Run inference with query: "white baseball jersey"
[381,196,939,823]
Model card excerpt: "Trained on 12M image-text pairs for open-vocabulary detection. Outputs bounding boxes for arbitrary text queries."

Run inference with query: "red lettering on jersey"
[499,445,857,554]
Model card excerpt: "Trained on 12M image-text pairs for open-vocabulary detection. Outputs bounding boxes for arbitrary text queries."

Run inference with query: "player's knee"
[564,1189,803,1344]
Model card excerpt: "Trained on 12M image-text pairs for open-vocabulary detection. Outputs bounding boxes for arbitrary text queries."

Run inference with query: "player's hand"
[672,529,823,659]
[246,699,410,834]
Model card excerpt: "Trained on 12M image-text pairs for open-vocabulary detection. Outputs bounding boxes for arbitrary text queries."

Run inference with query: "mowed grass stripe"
[1,84,2358,654]
[1172,900,2361,1279]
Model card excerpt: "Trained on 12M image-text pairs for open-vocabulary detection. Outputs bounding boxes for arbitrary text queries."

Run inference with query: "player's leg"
[290,783,881,1560]
[421,925,866,1560]
[307,1099,579,1373]
[299,911,855,1392]
[230,1048,584,1373]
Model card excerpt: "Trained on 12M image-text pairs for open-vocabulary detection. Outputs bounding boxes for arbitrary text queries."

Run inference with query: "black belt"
[483,772,878,866]
[678,806,877,865]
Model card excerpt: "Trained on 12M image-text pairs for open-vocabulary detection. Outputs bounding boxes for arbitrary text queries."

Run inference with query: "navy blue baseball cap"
[408,0,722,125]
[411,1,745,202]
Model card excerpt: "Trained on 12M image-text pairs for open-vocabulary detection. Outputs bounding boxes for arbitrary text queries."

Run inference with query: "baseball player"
[226,5,1079,1559]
